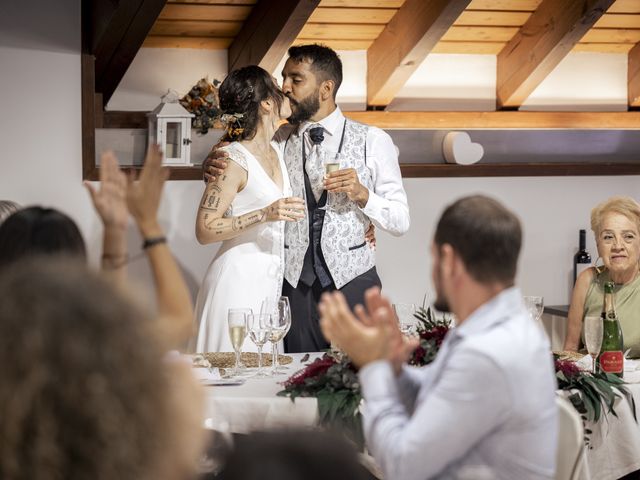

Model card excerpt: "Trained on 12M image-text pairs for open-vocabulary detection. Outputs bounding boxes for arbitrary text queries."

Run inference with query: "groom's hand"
[202,141,230,183]
[324,168,369,208]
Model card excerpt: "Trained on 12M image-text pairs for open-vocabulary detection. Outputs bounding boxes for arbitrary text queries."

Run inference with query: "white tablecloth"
[201,353,321,434]
[575,370,640,480]
[199,353,640,479]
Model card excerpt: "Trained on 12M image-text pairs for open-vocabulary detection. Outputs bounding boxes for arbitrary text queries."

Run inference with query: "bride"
[193,66,305,353]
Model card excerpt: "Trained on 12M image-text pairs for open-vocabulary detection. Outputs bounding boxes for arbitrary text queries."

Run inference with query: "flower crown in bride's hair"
[220,113,245,139]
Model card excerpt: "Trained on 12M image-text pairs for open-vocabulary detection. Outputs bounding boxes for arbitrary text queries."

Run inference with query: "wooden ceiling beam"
[85,0,168,107]
[343,111,640,130]
[496,0,614,109]
[366,0,471,107]
[629,42,640,108]
[228,0,320,73]
[103,110,640,130]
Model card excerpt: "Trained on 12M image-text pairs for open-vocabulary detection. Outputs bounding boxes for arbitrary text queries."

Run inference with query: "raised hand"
[84,151,129,231]
[126,144,169,233]
[264,197,306,222]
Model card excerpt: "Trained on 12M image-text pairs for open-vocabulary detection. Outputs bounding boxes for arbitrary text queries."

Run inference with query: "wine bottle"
[598,282,624,377]
[573,229,591,285]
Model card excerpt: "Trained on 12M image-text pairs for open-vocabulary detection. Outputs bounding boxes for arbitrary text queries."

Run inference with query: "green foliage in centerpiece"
[554,356,637,446]
[278,352,364,448]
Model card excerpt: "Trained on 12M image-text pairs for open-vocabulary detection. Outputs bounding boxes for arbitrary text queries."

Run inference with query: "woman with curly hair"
[0,259,204,480]
[193,66,305,353]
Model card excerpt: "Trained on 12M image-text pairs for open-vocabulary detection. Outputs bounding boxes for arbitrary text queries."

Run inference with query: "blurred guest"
[0,259,204,480]
[0,206,86,266]
[564,196,640,356]
[0,147,193,348]
[0,200,20,225]
[320,195,557,480]
[219,430,369,480]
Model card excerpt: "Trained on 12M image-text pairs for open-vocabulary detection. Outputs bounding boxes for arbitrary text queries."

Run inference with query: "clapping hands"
[319,287,419,372]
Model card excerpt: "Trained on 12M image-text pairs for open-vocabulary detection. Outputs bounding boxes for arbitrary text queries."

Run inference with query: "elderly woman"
[564,196,640,357]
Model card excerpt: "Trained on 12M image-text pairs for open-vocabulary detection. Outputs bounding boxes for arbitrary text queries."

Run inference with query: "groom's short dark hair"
[288,44,342,98]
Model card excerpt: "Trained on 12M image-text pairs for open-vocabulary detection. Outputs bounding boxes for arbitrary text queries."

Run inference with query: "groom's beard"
[287,90,320,125]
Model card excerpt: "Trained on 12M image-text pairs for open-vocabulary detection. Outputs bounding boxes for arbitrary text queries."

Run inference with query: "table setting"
[188,295,640,480]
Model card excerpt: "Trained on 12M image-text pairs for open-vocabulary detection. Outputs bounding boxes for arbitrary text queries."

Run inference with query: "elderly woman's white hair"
[0,200,20,226]
[590,196,640,237]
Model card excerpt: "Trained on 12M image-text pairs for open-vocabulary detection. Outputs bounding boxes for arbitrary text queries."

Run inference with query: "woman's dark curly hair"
[218,65,286,142]
[0,259,203,480]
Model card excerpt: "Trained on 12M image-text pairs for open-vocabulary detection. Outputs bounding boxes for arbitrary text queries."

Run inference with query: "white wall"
[1,8,638,312]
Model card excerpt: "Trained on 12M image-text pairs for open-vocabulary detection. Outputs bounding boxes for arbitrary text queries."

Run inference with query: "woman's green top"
[583,268,640,358]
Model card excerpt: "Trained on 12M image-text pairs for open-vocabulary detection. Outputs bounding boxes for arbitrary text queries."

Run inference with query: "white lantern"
[147,91,195,166]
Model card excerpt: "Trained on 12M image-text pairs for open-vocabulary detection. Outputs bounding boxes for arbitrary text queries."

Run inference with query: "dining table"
[196,352,640,480]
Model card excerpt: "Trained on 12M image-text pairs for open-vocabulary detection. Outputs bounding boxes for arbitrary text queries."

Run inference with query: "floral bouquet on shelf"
[180,78,222,134]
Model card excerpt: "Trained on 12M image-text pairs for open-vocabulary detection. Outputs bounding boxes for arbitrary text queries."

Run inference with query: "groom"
[205,44,410,352]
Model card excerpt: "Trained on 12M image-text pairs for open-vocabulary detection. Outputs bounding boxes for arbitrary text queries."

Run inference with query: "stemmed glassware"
[393,303,417,336]
[584,315,603,374]
[247,313,271,378]
[262,296,291,375]
[227,309,248,376]
[523,296,544,323]
[322,151,343,211]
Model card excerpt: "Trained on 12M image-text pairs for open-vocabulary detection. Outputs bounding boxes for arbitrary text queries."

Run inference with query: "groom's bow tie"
[309,126,325,145]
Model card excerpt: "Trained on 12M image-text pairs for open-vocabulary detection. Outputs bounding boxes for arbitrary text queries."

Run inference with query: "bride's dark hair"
[218,65,286,141]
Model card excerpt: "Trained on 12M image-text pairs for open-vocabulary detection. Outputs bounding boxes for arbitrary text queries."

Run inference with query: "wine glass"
[247,313,271,378]
[229,308,252,369]
[263,297,290,375]
[584,315,603,374]
[523,296,544,323]
[323,151,343,211]
[227,309,247,376]
[393,303,417,336]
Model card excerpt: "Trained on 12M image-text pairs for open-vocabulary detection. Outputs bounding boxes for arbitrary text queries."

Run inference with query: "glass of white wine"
[584,315,603,374]
[323,151,343,210]
[227,309,248,376]
[247,313,271,378]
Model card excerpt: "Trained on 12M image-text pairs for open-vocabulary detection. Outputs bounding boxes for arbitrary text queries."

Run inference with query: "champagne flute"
[263,297,289,375]
[247,313,271,378]
[227,309,247,376]
[393,303,417,336]
[229,308,252,370]
[584,315,603,374]
[323,151,342,211]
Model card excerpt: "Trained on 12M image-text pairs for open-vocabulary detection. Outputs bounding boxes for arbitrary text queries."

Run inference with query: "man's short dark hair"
[434,195,522,285]
[288,44,342,98]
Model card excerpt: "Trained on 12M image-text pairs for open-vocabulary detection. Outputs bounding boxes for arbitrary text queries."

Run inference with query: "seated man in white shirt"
[319,194,558,480]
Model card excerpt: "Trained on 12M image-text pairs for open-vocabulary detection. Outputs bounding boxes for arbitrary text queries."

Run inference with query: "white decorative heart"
[442,131,484,165]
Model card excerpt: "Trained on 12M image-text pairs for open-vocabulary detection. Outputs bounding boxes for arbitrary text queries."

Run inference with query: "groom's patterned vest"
[283,119,375,289]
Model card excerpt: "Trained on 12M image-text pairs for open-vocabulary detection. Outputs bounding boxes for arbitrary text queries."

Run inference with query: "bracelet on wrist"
[142,236,167,250]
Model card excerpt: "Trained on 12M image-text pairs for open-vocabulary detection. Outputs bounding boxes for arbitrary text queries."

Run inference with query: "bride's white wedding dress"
[193,141,290,353]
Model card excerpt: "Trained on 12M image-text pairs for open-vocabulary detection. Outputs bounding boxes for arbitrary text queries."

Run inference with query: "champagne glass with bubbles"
[584,315,603,374]
[227,309,248,376]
